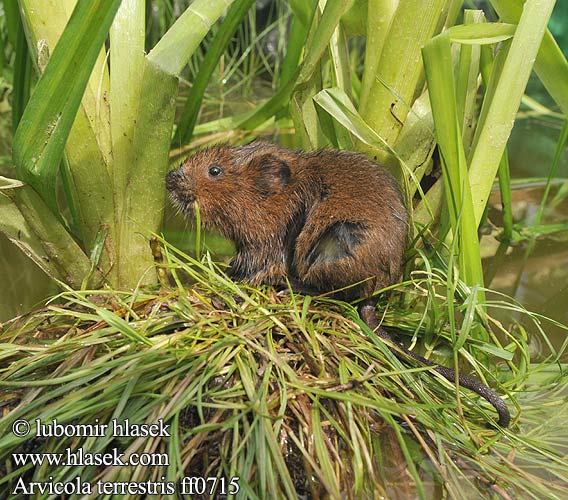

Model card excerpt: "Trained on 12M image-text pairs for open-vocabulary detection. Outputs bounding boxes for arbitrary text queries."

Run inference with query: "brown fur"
[166,141,408,300]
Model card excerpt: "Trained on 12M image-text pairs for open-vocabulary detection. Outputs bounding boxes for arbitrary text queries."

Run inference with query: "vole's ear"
[232,141,267,166]
[252,154,291,195]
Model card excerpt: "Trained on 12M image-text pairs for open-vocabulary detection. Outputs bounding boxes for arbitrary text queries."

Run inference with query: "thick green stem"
[360,0,447,163]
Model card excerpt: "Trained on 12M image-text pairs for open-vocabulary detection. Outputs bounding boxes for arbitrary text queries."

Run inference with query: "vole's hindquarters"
[293,217,378,301]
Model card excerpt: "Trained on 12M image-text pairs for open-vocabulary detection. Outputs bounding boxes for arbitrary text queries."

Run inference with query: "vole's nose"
[166,168,183,192]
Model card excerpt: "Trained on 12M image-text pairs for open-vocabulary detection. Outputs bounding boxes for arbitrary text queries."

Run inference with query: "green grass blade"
[13,0,122,213]
[238,0,347,131]
[497,149,514,243]
[328,21,355,149]
[289,0,355,149]
[314,87,398,157]
[276,0,315,98]
[422,32,485,298]
[173,0,255,145]
[455,11,484,155]
[95,308,153,346]
[296,0,354,87]
[287,0,317,28]
[526,119,568,253]
[11,17,32,132]
[2,0,20,48]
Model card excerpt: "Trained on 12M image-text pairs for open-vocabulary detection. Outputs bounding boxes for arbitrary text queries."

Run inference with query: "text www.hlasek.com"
[12,447,168,467]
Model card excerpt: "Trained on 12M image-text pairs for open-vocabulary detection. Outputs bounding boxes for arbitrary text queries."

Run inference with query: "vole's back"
[290,149,408,300]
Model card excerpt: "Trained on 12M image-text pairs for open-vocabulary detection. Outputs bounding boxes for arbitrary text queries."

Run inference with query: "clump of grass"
[0,242,567,498]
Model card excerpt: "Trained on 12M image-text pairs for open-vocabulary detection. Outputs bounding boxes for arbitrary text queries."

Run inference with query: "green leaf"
[113,59,179,288]
[173,0,255,145]
[147,0,236,77]
[0,193,63,283]
[110,0,146,214]
[422,32,485,307]
[456,10,484,155]
[95,308,153,346]
[359,0,398,111]
[2,186,94,288]
[469,0,557,226]
[447,22,516,44]
[0,177,24,190]
[13,0,121,214]
[359,0,448,163]
[238,0,347,131]
[314,87,397,157]
[1,0,20,48]
[288,0,318,28]
[12,17,33,132]
[490,0,568,117]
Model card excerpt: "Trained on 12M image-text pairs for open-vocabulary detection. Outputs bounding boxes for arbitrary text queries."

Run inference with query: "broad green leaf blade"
[469,0,557,226]
[0,193,64,283]
[13,0,121,213]
[16,0,115,276]
[110,0,145,210]
[108,0,146,286]
[61,106,114,257]
[359,0,398,111]
[447,22,516,44]
[2,186,94,288]
[491,0,568,117]
[147,0,235,77]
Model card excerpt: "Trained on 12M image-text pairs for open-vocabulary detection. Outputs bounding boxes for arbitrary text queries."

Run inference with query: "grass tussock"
[0,242,567,499]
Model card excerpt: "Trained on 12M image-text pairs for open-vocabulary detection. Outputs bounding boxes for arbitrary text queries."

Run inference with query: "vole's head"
[166,141,292,238]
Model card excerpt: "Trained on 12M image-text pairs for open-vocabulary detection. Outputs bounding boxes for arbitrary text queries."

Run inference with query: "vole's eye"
[208,165,223,177]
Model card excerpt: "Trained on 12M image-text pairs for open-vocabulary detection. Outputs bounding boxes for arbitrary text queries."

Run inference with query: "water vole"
[166,141,510,427]
[167,141,407,298]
